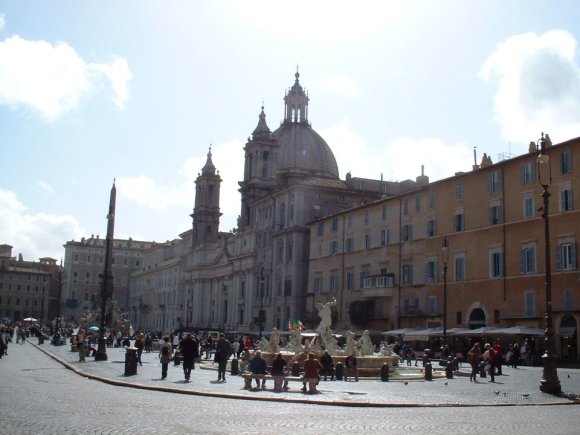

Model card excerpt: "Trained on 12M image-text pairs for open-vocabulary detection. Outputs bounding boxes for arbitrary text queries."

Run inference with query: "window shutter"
[556,244,562,271]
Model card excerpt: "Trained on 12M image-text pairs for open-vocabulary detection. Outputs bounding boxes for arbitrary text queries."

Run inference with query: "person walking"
[467,343,481,382]
[159,337,172,379]
[180,333,199,381]
[135,333,145,366]
[215,333,232,382]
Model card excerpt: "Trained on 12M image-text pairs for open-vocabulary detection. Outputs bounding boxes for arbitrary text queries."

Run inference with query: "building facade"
[308,137,579,359]
[0,244,61,323]
[61,236,154,323]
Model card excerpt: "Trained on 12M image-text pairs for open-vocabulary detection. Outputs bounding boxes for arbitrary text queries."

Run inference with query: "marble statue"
[358,329,374,356]
[345,330,357,356]
[316,297,336,331]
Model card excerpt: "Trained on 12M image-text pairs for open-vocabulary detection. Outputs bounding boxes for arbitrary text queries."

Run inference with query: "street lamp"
[536,132,561,395]
[441,236,448,347]
[258,268,265,340]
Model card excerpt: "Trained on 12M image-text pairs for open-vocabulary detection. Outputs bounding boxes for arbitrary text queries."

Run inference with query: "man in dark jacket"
[249,350,267,388]
[180,333,199,381]
[215,333,232,382]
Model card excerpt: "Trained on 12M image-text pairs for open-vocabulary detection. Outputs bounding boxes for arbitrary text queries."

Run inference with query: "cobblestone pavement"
[1,341,579,434]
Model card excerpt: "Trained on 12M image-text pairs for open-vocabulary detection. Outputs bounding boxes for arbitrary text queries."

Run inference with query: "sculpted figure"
[316,298,336,331]
[358,330,374,356]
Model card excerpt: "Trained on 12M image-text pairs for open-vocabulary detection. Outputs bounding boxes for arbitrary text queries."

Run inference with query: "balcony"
[362,287,393,298]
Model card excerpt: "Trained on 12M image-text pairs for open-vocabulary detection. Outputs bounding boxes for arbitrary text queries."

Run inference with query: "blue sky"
[1,1,580,260]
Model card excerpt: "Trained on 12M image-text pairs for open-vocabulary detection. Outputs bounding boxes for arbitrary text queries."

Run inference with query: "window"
[559,187,573,212]
[415,193,421,212]
[314,277,323,294]
[347,215,352,228]
[490,250,504,278]
[330,240,338,256]
[521,161,535,184]
[331,217,338,232]
[426,218,437,237]
[329,275,338,293]
[454,255,465,281]
[364,233,371,249]
[346,272,355,291]
[401,224,412,241]
[425,260,438,284]
[563,290,573,310]
[429,190,435,208]
[87,255,91,264]
[382,205,388,220]
[316,222,324,236]
[364,209,369,225]
[84,272,90,284]
[346,238,354,252]
[380,229,389,246]
[74,254,79,263]
[72,271,78,284]
[520,245,536,275]
[454,212,465,232]
[287,239,293,261]
[523,195,535,219]
[402,264,413,285]
[455,183,463,200]
[557,242,576,271]
[489,203,502,225]
[488,170,502,193]
[524,291,535,317]
[360,271,370,287]
[560,151,573,174]
[427,296,437,314]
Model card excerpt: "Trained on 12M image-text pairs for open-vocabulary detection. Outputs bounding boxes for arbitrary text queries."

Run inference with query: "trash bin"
[125,347,138,376]
[335,362,344,381]
[381,363,390,382]
[424,361,433,381]
[231,358,239,376]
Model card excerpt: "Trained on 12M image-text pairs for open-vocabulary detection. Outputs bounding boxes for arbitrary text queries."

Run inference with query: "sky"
[1,1,580,261]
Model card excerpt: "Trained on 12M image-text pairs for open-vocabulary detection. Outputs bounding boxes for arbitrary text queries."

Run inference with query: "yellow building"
[308,136,579,360]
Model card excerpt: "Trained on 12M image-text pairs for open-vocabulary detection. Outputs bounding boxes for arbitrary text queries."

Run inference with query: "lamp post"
[536,132,561,395]
[441,236,448,347]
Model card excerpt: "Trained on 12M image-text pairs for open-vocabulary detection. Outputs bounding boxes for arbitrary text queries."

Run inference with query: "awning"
[557,327,576,337]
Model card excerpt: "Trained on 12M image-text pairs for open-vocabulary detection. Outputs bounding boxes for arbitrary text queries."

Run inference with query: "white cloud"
[0,188,85,260]
[36,180,54,195]
[313,75,360,97]
[480,30,580,144]
[116,139,243,231]
[321,119,474,184]
[0,35,132,121]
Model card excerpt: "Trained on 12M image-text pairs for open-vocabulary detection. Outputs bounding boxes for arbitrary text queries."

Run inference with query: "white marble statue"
[358,329,374,356]
[287,330,303,353]
[345,330,357,356]
[316,297,336,331]
[268,327,281,353]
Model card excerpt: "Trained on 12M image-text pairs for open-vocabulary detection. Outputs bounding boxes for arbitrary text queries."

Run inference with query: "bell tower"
[238,106,279,229]
[192,147,222,247]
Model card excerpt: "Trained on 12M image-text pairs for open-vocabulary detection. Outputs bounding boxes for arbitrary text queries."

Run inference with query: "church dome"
[272,72,339,180]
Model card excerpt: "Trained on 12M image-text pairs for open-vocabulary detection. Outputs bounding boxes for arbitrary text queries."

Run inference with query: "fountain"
[255,299,434,379]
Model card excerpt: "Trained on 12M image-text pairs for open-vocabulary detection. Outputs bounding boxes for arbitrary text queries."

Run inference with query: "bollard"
[445,360,453,379]
[231,358,239,376]
[291,362,301,377]
[124,347,138,376]
[381,363,390,382]
[424,361,433,381]
[479,361,487,378]
[335,362,344,381]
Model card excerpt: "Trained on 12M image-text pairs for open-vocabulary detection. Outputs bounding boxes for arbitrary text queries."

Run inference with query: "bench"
[241,373,320,392]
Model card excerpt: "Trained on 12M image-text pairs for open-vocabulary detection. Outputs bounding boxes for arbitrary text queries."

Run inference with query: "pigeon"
[404,381,409,386]
[494,391,500,395]
[444,382,448,386]
[522,393,530,398]
[568,374,571,378]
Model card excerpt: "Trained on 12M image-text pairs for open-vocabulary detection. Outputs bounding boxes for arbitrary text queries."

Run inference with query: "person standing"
[483,343,496,382]
[511,342,521,369]
[159,337,172,379]
[467,343,481,382]
[77,329,86,363]
[180,333,199,381]
[215,333,232,382]
[135,333,145,366]
[344,352,359,382]
[493,340,503,375]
